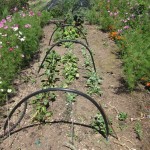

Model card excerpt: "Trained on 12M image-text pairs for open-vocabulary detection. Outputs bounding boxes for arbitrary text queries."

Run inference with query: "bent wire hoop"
[3,88,109,139]
[49,24,89,46]
[38,39,96,73]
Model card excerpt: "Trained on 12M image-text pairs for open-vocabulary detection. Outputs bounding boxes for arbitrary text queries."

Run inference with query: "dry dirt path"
[0,24,149,150]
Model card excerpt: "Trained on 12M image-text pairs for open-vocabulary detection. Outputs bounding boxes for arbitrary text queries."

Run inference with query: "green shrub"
[0,0,29,18]
[0,9,52,105]
[86,0,150,89]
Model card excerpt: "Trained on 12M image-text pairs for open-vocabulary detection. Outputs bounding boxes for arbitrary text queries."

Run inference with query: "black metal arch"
[38,39,96,73]
[49,24,89,46]
[3,88,109,139]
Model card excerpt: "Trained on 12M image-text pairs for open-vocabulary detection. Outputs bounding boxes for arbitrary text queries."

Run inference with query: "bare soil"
[0,23,150,150]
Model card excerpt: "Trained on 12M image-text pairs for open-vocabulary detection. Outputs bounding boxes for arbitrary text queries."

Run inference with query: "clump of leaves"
[92,113,106,135]
[86,70,102,95]
[54,26,80,48]
[61,52,79,84]
[66,93,77,103]
[118,112,128,121]
[31,93,53,122]
[42,50,61,86]
[134,122,143,140]
[92,113,112,136]
[81,47,92,68]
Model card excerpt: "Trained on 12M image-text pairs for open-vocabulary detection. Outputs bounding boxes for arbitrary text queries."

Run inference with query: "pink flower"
[1,19,6,24]
[114,12,119,16]
[37,11,41,16]
[24,24,31,28]
[123,26,130,29]
[9,47,14,51]
[4,26,8,30]
[29,11,34,16]
[6,15,12,22]
[21,13,26,17]
[109,12,113,16]
[0,45,2,49]
[0,23,4,28]
[14,7,18,12]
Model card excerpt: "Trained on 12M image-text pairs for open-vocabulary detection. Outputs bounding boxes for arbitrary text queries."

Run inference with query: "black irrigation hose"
[38,39,96,73]
[2,88,109,139]
[48,24,89,46]
[0,101,27,139]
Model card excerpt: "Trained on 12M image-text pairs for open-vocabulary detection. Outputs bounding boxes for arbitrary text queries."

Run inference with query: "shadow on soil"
[2,120,107,140]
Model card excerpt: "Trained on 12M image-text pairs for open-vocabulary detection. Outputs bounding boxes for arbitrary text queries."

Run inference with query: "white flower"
[0,81,2,84]
[0,89,4,92]
[13,27,18,31]
[20,36,26,42]
[0,41,2,45]
[19,31,22,35]
[7,89,12,93]
[2,34,7,37]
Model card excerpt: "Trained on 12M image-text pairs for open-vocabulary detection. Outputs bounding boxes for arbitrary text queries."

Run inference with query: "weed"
[66,93,77,103]
[118,112,128,121]
[134,122,142,140]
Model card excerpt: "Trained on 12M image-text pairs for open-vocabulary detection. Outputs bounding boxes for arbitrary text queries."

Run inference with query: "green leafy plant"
[86,71,102,95]
[61,52,79,84]
[66,93,77,103]
[92,113,112,136]
[134,122,143,140]
[54,26,80,48]
[42,50,61,86]
[31,94,53,122]
[85,0,150,89]
[118,112,128,121]
[0,9,53,104]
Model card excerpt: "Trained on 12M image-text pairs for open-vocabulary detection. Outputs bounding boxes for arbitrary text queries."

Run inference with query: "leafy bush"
[86,0,150,89]
[0,0,29,18]
[0,9,52,105]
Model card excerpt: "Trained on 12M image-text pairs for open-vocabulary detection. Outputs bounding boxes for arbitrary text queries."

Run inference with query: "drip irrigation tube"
[48,24,89,46]
[2,88,109,139]
[0,101,27,138]
[38,39,96,73]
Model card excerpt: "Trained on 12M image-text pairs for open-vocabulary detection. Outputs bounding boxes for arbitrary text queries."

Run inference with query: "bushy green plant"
[61,52,79,84]
[134,122,143,140]
[118,112,128,121]
[31,93,53,122]
[0,0,29,18]
[0,9,52,104]
[86,0,150,89]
